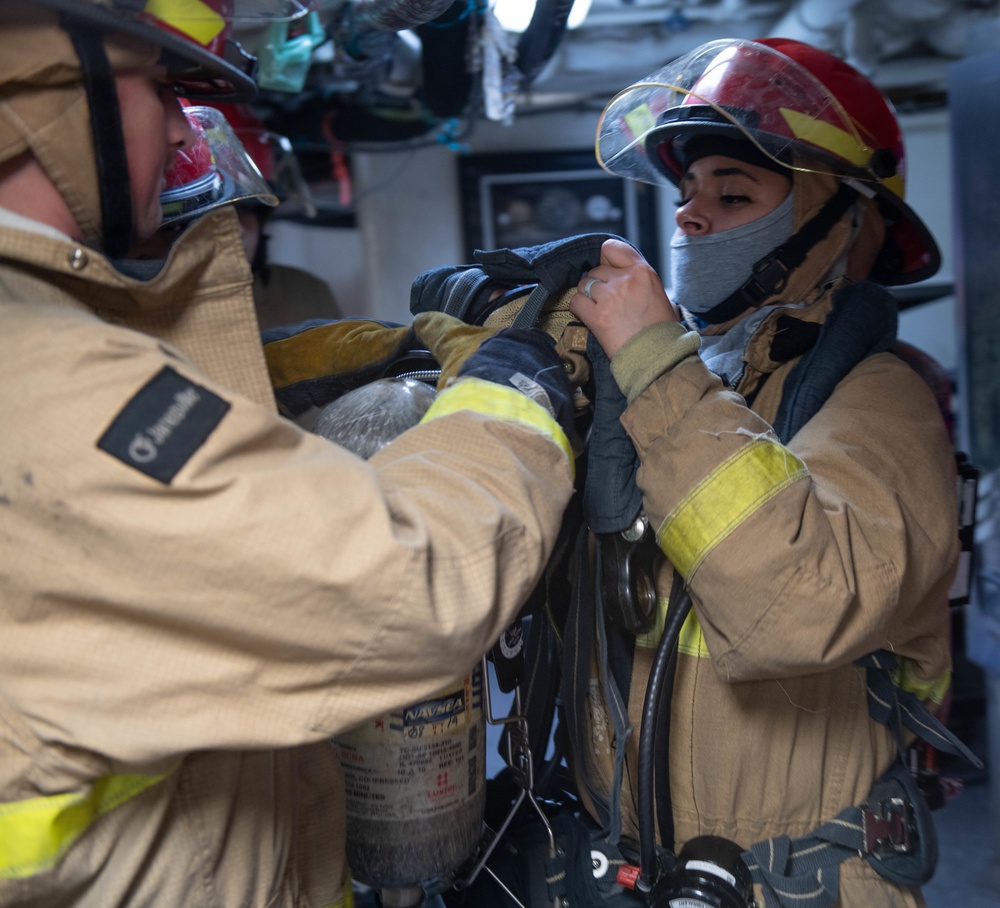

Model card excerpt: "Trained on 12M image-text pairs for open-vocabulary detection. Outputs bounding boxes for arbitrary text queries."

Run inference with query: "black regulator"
[650,836,755,908]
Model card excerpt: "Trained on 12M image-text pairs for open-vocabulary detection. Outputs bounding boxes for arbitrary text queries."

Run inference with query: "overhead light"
[493,0,593,34]
[568,0,593,29]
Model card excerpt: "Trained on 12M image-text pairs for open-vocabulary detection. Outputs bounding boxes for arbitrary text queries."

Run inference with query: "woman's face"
[674,154,792,237]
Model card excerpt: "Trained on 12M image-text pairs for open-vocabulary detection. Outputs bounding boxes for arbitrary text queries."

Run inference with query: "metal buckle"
[863,796,915,856]
[745,255,791,304]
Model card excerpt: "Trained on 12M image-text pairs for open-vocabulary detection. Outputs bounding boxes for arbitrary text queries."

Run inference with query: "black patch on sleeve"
[98,366,231,484]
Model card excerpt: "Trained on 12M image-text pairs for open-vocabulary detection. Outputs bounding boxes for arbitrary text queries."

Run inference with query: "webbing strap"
[701,184,857,325]
[443,269,493,320]
[593,548,632,845]
[519,612,559,779]
[859,651,983,768]
[556,523,634,844]
[743,761,937,908]
[560,526,616,833]
[510,283,554,330]
[61,15,133,259]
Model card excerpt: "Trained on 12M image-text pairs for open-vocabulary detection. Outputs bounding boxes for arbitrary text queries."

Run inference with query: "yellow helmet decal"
[780,107,869,168]
[144,0,225,46]
[624,102,657,143]
[781,107,907,197]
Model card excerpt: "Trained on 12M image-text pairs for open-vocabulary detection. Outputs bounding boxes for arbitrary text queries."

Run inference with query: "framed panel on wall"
[458,149,660,272]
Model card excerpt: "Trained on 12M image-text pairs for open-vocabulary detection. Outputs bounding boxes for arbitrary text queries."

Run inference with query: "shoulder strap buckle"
[863,795,915,856]
[744,254,792,306]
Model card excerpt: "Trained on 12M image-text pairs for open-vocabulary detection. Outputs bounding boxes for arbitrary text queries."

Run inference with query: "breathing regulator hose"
[636,572,692,892]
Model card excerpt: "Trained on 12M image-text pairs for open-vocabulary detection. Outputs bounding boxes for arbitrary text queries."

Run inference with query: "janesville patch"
[98,366,231,484]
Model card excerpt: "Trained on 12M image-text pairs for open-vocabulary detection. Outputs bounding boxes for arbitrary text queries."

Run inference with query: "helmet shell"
[25,0,308,101]
[596,37,940,284]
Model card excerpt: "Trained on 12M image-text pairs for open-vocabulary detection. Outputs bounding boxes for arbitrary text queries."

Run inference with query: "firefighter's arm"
[262,318,416,417]
[4,326,575,762]
[261,313,505,416]
[617,353,957,681]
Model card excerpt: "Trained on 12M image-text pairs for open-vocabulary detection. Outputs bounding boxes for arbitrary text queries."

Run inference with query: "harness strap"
[558,524,632,843]
[510,282,554,330]
[701,184,857,325]
[517,611,559,782]
[743,761,937,908]
[858,650,983,768]
[593,548,633,845]
[442,269,492,320]
[773,280,898,442]
[740,652,982,907]
[61,14,133,259]
[583,333,643,534]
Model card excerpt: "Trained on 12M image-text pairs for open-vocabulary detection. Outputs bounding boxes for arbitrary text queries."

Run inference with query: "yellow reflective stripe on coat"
[421,377,574,474]
[0,772,168,880]
[636,596,709,657]
[636,597,710,658]
[896,658,952,706]
[657,438,807,580]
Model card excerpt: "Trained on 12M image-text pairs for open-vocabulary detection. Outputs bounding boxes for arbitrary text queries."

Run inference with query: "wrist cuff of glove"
[610,321,701,403]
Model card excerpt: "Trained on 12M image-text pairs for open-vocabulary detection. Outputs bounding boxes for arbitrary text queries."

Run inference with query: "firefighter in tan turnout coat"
[565,38,961,908]
[0,2,575,906]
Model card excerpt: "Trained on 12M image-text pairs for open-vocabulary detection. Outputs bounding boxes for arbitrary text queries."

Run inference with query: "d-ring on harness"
[583,277,602,300]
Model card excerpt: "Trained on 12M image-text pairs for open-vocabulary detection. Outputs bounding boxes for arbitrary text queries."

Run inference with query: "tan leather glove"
[412,311,500,390]
[264,319,415,417]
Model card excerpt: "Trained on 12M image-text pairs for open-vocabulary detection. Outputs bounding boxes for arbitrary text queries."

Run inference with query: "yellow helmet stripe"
[144,0,225,46]
[779,107,870,168]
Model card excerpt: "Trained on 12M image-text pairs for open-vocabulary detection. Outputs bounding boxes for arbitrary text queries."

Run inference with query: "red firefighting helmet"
[160,103,277,226]
[28,0,310,101]
[596,37,940,284]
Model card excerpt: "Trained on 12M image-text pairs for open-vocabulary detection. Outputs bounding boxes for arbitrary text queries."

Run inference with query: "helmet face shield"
[161,105,277,226]
[596,39,884,189]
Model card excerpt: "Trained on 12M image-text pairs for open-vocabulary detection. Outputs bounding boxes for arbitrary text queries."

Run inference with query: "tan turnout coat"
[575,281,958,908]
[0,207,574,907]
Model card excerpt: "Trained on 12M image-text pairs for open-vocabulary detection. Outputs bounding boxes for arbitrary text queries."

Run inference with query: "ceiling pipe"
[578,0,787,29]
[765,0,862,45]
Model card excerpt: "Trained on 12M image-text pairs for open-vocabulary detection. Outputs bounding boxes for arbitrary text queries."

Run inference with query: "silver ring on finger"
[583,277,602,300]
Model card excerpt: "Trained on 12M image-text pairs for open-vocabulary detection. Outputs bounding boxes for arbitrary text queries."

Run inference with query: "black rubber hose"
[636,574,692,891]
[515,0,575,86]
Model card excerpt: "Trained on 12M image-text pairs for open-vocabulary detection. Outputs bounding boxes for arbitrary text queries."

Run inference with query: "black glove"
[457,329,575,440]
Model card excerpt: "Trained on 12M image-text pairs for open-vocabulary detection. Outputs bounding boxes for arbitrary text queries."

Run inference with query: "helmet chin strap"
[698,181,858,325]
[61,14,133,259]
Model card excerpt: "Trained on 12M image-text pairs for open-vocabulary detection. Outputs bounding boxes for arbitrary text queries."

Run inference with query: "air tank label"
[335,673,483,821]
[397,692,466,730]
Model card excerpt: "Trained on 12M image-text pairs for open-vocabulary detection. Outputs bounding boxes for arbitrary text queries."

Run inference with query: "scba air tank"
[315,379,485,896]
[333,665,486,891]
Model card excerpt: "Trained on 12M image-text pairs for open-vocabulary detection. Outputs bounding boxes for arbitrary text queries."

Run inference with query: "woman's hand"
[570,238,679,358]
